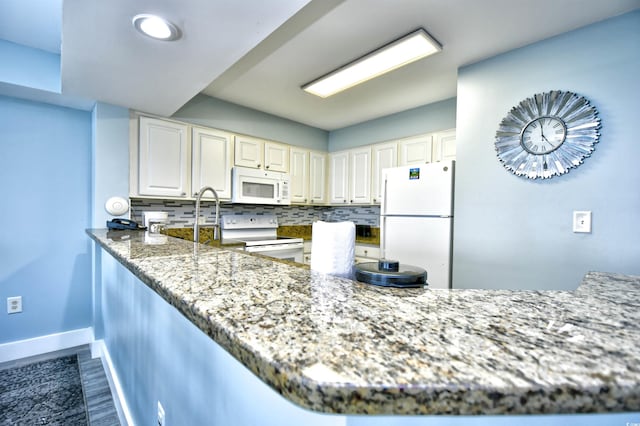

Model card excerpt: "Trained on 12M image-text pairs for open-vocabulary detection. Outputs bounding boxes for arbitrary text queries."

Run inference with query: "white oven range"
[220,214,303,263]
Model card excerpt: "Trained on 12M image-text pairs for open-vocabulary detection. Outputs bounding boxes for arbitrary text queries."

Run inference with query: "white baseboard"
[0,327,94,364]
[91,339,134,426]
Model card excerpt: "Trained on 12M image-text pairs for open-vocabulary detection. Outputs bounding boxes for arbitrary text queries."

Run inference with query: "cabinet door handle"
[303,199,307,203]
[257,164,261,168]
[344,200,347,203]
[265,165,269,169]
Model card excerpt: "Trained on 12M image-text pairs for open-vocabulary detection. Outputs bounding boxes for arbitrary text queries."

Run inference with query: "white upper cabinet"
[309,151,327,204]
[399,134,433,166]
[329,151,349,204]
[264,141,290,172]
[234,135,289,172]
[290,147,309,204]
[138,116,189,197]
[134,113,454,206]
[234,135,264,169]
[433,129,457,162]
[290,148,327,205]
[371,142,398,204]
[349,146,372,204]
[329,147,371,205]
[191,127,234,200]
[398,130,456,165]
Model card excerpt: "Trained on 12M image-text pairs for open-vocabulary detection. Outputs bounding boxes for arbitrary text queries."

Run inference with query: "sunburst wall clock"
[495,90,601,179]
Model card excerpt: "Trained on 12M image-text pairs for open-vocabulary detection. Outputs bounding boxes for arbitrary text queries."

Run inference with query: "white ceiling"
[1,0,639,130]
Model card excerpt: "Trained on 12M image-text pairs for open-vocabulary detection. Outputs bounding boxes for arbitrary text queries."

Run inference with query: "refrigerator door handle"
[380,216,386,258]
[380,175,387,258]
[381,176,388,216]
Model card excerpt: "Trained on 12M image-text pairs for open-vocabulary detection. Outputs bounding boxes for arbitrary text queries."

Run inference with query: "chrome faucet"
[194,186,220,244]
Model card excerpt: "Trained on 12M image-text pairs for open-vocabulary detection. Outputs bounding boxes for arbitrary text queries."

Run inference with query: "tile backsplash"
[130,199,380,227]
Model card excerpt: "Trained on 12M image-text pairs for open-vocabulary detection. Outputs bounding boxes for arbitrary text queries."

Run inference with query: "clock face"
[495,90,601,179]
[520,116,566,155]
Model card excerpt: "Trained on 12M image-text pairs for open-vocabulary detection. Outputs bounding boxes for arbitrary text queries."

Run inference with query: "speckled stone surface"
[87,229,640,415]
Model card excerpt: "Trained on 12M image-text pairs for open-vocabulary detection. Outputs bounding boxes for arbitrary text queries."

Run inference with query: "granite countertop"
[87,229,640,415]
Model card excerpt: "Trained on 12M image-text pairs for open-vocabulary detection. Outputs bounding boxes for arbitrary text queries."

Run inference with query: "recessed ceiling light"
[302,29,442,98]
[132,14,182,41]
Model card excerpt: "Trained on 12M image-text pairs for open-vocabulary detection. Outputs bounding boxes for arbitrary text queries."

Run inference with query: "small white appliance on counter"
[220,214,303,263]
[232,166,291,205]
[143,211,169,233]
[380,160,454,289]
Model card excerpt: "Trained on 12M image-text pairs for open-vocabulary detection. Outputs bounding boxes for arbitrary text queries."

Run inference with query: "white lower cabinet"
[191,127,234,199]
[304,241,379,266]
[303,241,312,265]
[137,116,189,197]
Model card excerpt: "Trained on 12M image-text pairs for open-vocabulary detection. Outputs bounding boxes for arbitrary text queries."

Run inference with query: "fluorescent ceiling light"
[132,14,182,41]
[302,29,441,98]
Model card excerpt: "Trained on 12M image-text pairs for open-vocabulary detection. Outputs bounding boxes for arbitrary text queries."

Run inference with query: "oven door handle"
[245,242,304,252]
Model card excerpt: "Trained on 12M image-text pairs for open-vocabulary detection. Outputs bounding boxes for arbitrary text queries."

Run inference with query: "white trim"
[91,339,134,426]
[0,327,94,364]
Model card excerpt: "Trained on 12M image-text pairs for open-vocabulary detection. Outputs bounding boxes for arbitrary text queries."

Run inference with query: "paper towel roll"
[310,221,355,277]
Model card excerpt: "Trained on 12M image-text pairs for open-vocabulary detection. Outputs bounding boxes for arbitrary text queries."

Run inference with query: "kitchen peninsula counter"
[87,229,640,416]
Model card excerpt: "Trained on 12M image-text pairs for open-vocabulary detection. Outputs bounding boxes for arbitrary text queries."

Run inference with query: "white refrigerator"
[380,160,454,289]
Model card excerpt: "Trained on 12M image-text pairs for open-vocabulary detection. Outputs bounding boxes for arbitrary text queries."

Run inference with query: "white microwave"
[232,166,291,205]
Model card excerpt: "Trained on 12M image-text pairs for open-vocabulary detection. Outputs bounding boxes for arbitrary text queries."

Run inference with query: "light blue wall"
[99,250,344,426]
[91,102,130,339]
[172,93,328,151]
[0,95,92,343]
[328,98,456,151]
[452,11,640,290]
[0,40,61,92]
[91,102,130,227]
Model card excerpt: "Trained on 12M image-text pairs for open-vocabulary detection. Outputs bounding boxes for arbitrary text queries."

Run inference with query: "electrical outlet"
[7,296,22,314]
[157,401,165,426]
[573,211,592,233]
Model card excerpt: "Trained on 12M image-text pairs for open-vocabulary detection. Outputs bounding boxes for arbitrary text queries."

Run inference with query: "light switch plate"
[573,211,592,233]
[7,296,22,314]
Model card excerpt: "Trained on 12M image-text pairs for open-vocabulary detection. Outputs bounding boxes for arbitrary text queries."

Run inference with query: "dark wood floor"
[77,349,121,425]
